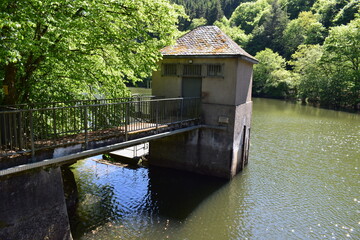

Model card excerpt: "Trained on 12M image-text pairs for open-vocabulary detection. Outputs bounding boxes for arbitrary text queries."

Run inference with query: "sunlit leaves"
[290,16,360,108]
[214,17,250,47]
[283,11,326,58]
[1,0,185,103]
[229,0,270,34]
[253,48,294,98]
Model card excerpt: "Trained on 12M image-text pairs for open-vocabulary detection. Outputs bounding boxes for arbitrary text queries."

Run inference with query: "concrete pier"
[0,168,73,240]
[149,102,252,179]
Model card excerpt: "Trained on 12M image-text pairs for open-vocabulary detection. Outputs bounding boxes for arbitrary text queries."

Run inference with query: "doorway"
[182,77,202,98]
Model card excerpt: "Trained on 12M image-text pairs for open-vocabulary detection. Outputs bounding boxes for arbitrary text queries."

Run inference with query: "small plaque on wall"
[218,116,229,124]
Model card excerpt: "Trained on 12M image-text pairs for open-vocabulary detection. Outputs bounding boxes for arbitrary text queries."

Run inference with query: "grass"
[128,87,152,95]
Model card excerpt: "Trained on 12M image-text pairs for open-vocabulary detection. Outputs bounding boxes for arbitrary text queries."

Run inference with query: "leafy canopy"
[0,0,185,104]
[253,48,293,98]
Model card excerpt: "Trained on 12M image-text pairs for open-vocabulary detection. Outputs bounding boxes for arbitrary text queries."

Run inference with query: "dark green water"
[70,98,360,239]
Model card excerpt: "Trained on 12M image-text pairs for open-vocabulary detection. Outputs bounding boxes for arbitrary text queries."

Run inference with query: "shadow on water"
[147,166,227,220]
[69,159,227,239]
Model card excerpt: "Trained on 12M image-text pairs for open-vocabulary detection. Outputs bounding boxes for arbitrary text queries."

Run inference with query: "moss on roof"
[161,26,257,62]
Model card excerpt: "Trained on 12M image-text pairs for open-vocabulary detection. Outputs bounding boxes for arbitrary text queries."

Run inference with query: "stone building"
[150,26,258,179]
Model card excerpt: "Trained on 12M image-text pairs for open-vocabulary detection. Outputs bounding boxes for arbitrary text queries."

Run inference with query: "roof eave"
[240,55,259,64]
[162,54,258,64]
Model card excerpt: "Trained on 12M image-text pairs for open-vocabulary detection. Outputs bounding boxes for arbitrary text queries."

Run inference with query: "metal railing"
[0,97,200,158]
[2,95,156,110]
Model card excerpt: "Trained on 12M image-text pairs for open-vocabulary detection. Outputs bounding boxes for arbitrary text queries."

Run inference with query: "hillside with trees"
[1,0,358,110]
[173,0,360,110]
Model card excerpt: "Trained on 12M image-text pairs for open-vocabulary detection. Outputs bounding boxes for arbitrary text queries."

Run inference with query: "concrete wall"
[231,101,252,175]
[235,59,254,105]
[149,102,252,179]
[0,168,73,240]
[149,128,234,178]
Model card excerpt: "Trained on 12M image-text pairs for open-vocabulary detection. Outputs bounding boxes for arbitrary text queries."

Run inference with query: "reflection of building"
[150,26,258,179]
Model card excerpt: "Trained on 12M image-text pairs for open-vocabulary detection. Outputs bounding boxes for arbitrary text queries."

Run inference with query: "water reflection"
[70,157,226,239]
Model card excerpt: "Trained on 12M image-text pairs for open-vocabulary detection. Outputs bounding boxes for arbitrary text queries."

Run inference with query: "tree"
[189,18,208,30]
[206,0,224,25]
[253,48,293,98]
[230,0,270,34]
[321,16,360,109]
[214,17,250,47]
[248,0,289,55]
[290,44,324,103]
[291,16,360,109]
[221,0,244,19]
[0,0,185,104]
[283,11,326,58]
[311,0,359,28]
[333,0,360,25]
[279,0,316,19]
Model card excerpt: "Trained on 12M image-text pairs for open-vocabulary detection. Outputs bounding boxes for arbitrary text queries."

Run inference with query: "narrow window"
[207,64,223,77]
[183,64,202,76]
[163,64,177,76]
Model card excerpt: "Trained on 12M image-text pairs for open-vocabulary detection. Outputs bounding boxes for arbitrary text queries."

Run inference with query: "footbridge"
[0,96,201,176]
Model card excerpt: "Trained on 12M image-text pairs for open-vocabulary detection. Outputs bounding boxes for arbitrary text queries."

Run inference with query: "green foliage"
[253,48,294,98]
[214,17,250,46]
[291,16,360,109]
[2,0,357,110]
[279,0,316,19]
[312,0,360,27]
[221,0,244,18]
[321,16,359,108]
[189,18,208,30]
[207,0,224,25]
[283,11,326,58]
[171,0,223,29]
[230,0,270,34]
[0,0,185,104]
[290,44,324,102]
[333,0,360,25]
[171,0,244,30]
[248,0,289,55]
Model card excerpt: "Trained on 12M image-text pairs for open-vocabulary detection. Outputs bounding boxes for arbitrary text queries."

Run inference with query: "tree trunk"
[3,63,18,105]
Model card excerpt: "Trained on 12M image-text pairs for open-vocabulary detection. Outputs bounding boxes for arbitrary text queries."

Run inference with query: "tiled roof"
[161,26,257,62]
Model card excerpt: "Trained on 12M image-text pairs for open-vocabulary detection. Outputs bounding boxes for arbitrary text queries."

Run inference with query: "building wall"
[150,56,254,179]
[153,57,238,104]
[235,59,254,105]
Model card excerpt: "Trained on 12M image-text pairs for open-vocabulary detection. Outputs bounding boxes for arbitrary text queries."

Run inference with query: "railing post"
[180,98,184,125]
[84,106,88,149]
[156,100,159,133]
[137,96,140,118]
[19,111,24,150]
[52,103,57,145]
[125,103,129,141]
[30,110,35,162]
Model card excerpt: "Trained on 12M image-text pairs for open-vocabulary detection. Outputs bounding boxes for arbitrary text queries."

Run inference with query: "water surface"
[70,98,360,239]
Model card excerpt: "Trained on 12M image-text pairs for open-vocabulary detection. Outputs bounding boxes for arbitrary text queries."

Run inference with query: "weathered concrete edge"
[0,125,223,177]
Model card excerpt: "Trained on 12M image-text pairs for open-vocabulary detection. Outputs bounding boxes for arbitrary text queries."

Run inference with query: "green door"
[182,77,202,98]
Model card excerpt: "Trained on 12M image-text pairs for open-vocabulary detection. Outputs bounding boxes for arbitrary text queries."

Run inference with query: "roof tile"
[161,26,257,61]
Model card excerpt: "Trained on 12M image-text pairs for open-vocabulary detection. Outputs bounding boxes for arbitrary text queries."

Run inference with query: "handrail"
[0,95,156,109]
[0,97,201,159]
[0,97,199,113]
